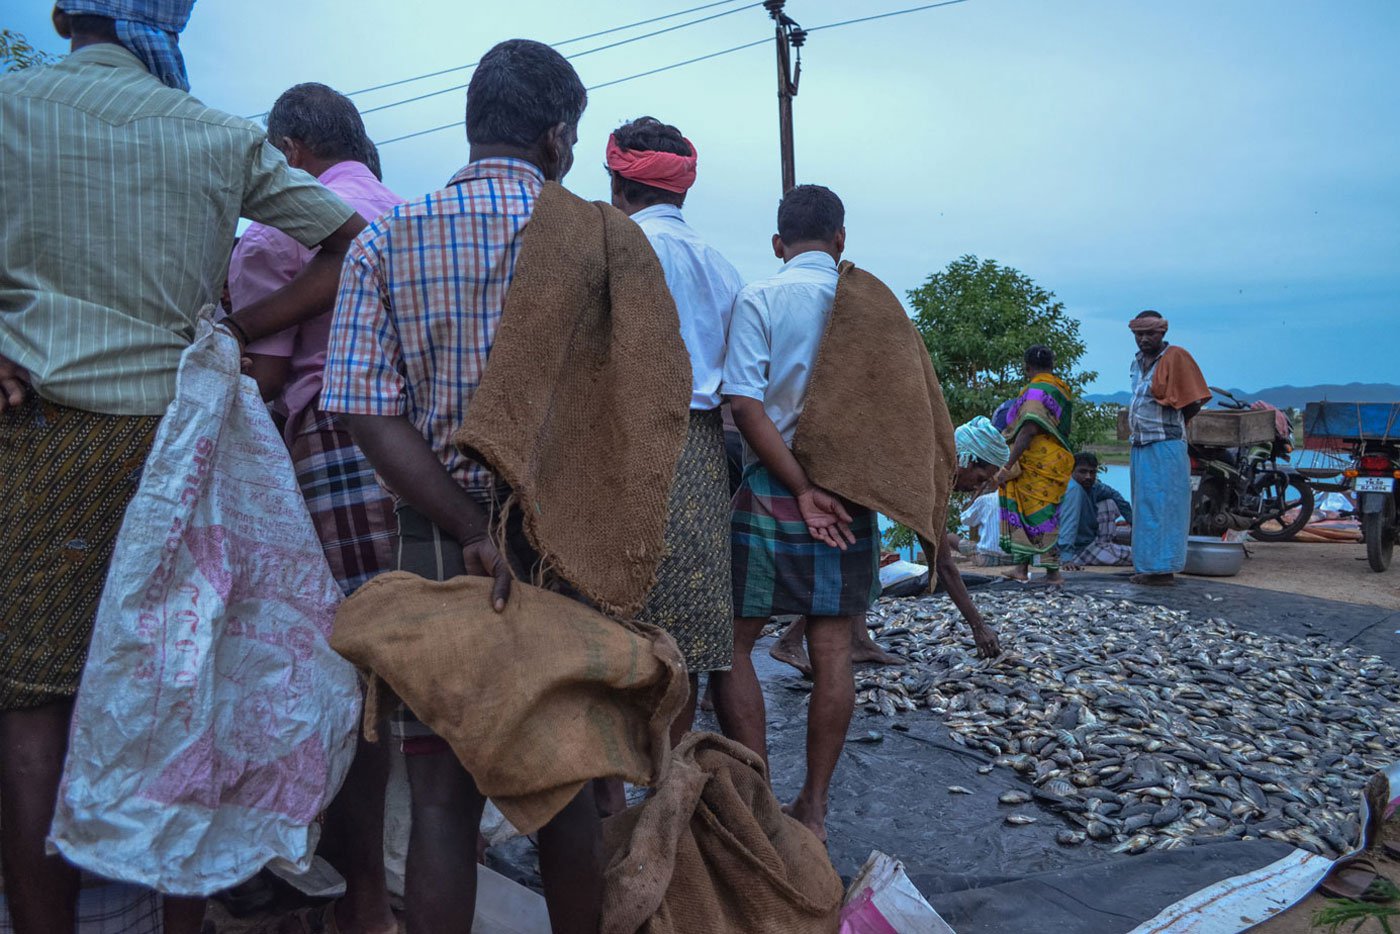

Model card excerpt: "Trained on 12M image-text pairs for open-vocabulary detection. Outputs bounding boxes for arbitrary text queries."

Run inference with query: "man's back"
[321,157,544,498]
[631,204,744,410]
[0,44,350,415]
[723,249,839,450]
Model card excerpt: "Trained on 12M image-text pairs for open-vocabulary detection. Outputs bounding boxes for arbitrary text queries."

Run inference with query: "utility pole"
[763,0,806,194]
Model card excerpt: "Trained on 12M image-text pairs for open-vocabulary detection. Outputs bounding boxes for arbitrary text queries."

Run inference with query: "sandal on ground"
[1319,857,1392,901]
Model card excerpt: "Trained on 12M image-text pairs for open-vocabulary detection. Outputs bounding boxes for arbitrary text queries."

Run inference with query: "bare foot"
[1129,573,1176,586]
[851,639,905,667]
[783,798,828,844]
[769,639,812,676]
[1001,567,1030,583]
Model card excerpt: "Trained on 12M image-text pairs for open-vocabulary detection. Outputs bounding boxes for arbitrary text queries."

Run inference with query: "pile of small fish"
[854,592,1398,857]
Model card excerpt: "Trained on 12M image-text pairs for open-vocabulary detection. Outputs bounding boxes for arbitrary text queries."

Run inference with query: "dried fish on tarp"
[858,592,1397,857]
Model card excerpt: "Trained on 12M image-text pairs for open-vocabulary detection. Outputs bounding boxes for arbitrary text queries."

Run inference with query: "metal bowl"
[1183,536,1246,577]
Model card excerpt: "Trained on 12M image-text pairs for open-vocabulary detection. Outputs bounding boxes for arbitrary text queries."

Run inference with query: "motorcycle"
[1347,441,1400,572]
[1188,389,1314,542]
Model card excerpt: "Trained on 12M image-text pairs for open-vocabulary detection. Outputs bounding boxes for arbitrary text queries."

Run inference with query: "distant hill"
[1085,383,1400,409]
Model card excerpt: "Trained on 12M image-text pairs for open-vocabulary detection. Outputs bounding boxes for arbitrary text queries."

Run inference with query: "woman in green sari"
[996,345,1076,585]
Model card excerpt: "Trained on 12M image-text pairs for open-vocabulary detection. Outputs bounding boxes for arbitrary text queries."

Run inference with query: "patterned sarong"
[290,406,397,595]
[1000,373,1075,569]
[731,464,880,619]
[1072,499,1134,567]
[638,409,733,673]
[0,397,160,709]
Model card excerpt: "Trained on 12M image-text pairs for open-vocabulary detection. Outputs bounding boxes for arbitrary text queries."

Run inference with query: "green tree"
[1,29,58,72]
[886,255,1112,549]
[909,254,1103,445]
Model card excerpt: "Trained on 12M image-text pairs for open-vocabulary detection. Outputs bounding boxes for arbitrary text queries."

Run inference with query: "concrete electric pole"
[763,0,806,194]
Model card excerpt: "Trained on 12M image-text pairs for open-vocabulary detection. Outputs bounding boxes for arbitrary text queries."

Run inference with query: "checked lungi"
[1071,499,1134,567]
[731,463,880,619]
[0,397,160,709]
[289,405,397,596]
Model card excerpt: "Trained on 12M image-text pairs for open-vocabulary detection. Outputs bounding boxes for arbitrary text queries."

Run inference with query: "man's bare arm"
[247,354,291,402]
[342,412,511,611]
[926,532,1001,659]
[225,215,367,346]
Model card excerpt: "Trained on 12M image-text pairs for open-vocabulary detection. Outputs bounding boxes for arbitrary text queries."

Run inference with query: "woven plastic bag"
[49,316,360,896]
[840,851,955,934]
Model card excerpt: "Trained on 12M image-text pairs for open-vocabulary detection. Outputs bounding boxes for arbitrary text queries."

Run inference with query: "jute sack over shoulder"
[791,261,957,564]
[601,733,843,934]
[452,183,692,617]
[331,572,688,834]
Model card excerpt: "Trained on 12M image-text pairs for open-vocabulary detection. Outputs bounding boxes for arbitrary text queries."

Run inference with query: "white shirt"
[721,249,839,451]
[633,204,745,410]
[960,492,1005,555]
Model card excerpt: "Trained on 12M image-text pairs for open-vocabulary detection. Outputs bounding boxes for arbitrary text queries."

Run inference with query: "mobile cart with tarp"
[1305,402,1400,570]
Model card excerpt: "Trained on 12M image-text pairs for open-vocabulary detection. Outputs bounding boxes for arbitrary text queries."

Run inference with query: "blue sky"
[12,0,1398,392]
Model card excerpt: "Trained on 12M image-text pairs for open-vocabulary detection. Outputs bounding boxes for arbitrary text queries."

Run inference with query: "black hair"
[465,39,587,147]
[1024,344,1055,371]
[266,83,376,167]
[777,184,844,244]
[1135,310,1163,321]
[364,141,383,181]
[1074,451,1099,470]
[609,116,689,207]
[68,13,118,41]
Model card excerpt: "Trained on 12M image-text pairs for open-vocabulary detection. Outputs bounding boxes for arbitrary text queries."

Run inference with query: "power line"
[587,37,769,91]
[374,1,975,148]
[349,0,749,98]
[355,2,759,118]
[243,0,752,120]
[806,0,970,33]
[377,37,768,147]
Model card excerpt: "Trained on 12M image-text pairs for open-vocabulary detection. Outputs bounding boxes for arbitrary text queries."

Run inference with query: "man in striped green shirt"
[0,5,366,929]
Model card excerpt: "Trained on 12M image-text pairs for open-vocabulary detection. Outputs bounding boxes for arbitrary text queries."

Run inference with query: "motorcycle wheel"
[1250,471,1315,542]
[1190,476,1227,537]
[1364,498,1395,572]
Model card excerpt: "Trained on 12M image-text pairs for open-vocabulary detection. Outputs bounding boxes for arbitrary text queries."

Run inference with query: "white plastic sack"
[840,851,956,934]
[49,317,361,896]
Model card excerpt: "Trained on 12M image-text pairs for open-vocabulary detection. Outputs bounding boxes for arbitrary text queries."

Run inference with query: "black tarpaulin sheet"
[751,574,1400,933]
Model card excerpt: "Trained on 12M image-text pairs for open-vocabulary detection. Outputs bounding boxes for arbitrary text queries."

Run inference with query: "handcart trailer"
[1304,402,1400,571]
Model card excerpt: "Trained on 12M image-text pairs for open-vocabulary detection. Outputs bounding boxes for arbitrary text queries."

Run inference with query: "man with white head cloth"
[930,416,1014,657]
[768,415,1011,670]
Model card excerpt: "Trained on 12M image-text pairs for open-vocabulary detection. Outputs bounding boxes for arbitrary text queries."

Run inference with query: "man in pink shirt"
[227,82,402,934]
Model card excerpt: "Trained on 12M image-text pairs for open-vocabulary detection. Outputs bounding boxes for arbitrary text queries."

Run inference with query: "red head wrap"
[605,133,698,194]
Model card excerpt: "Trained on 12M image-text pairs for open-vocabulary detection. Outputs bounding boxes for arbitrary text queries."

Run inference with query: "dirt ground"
[1251,821,1400,934]
[1072,540,1398,609]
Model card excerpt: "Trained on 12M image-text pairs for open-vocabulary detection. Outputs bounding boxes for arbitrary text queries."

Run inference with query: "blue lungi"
[1130,439,1190,574]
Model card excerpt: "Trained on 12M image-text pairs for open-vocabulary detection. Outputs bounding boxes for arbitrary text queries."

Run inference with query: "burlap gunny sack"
[331,572,688,834]
[601,732,843,934]
[790,261,957,562]
[452,182,692,618]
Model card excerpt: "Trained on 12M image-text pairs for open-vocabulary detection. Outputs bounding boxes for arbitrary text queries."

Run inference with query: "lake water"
[1102,463,1131,501]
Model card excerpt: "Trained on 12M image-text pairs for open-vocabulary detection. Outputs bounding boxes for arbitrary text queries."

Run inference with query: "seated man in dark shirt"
[1059,452,1133,569]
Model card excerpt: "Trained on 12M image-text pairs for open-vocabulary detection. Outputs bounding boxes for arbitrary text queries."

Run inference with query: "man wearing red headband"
[606,117,745,742]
